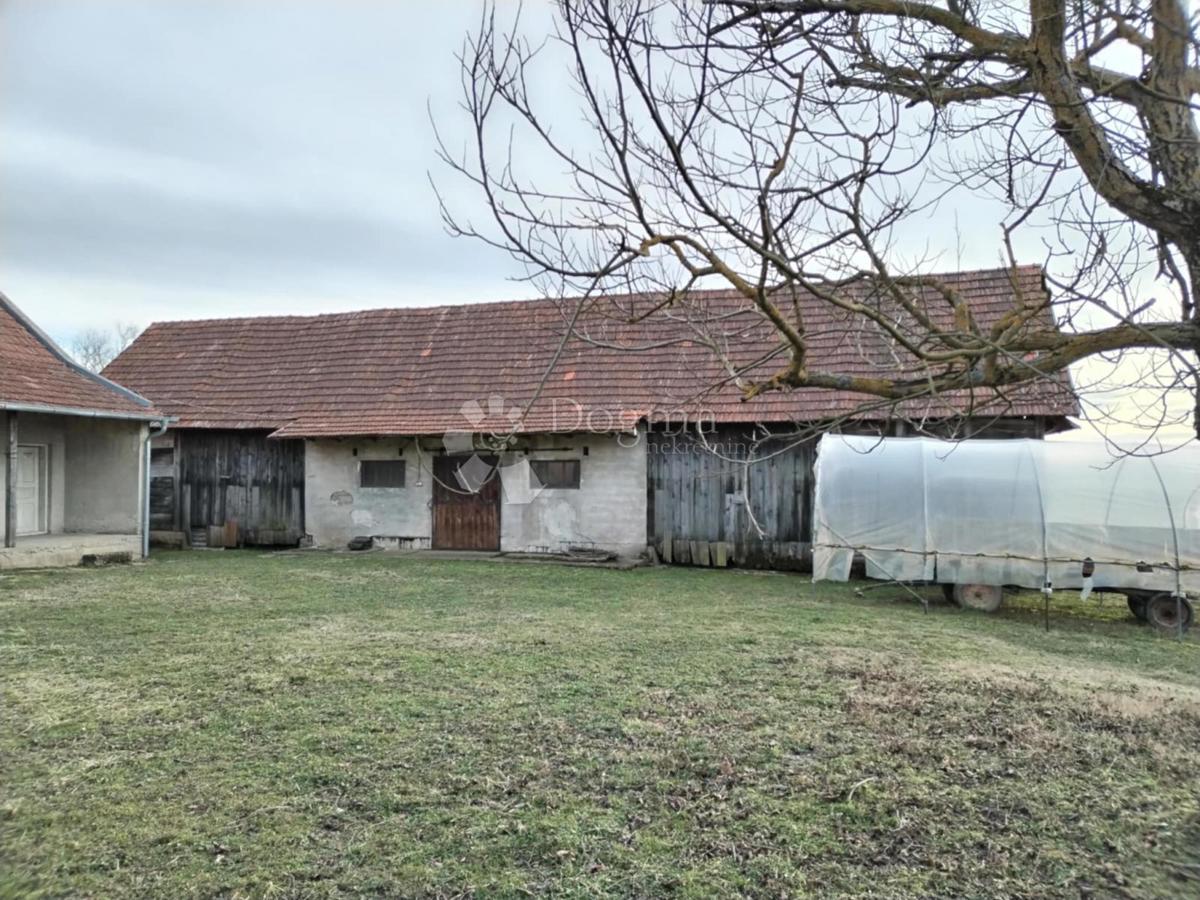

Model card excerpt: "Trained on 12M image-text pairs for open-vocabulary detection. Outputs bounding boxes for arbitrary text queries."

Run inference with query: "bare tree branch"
[436,0,1200,442]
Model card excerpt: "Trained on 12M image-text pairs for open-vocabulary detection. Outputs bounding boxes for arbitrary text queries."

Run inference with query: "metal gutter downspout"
[142,419,170,559]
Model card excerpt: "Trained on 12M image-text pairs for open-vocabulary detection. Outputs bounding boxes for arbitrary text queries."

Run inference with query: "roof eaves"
[0,400,172,422]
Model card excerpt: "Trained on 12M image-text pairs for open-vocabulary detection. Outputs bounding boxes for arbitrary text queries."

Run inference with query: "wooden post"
[4,412,17,548]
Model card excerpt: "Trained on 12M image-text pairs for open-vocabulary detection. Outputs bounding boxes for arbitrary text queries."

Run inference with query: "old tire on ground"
[953,583,1004,613]
[1126,594,1149,622]
[1144,593,1193,634]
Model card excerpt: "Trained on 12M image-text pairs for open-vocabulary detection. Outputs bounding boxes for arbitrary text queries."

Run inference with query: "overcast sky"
[0,0,550,345]
[1,1,1191,445]
[1,0,1023,341]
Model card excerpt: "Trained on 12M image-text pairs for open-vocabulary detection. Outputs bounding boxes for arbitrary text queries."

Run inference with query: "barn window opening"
[530,459,581,489]
[360,460,406,488]
[150,447,175,466]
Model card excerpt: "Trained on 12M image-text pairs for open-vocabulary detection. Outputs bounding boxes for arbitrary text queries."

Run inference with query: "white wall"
[499,433,647,559]
[306,438,432,548]
[305,433,649,559]
[0,412,144,540]
[63,417,146,533]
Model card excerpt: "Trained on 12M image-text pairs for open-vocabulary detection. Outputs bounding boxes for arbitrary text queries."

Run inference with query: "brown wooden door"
[432,455,501,550]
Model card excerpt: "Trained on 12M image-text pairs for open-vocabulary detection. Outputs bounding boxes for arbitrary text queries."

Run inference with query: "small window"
[360,460,406,488]
[530,458,581,489]
[150,447,175,466]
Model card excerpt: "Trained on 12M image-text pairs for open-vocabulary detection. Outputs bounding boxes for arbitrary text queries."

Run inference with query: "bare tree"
[71,323,141,373]
[437,0,1200,442]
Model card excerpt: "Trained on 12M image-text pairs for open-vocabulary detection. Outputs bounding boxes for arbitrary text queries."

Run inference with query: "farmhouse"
[0,293,168,569]
[105,266,1077,566]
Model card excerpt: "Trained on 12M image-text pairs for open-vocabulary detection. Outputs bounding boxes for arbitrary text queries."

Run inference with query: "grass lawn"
[2,552,1199,899]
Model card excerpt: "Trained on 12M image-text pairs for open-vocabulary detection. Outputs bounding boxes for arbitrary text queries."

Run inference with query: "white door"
[16,446,45,536]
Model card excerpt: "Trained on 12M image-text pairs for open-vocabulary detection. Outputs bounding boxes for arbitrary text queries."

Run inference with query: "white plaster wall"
[0,412,143,540]
[304,433,649,560]
[62,418,145,533]
[499,433,648,560]
[305,438,433,548]
[0,411,67,540]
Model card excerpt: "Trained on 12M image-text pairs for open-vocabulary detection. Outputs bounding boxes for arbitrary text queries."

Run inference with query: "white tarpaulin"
[812,436,1200,595]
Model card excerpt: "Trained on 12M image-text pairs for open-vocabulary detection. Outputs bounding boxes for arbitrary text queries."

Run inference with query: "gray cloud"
[3,136,483,293]
[0,0,532,340]
[0,1,1039,343]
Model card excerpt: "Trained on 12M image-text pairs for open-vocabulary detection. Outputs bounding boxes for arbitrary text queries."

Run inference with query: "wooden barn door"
[432,455,501,550]
[179,430,306,547]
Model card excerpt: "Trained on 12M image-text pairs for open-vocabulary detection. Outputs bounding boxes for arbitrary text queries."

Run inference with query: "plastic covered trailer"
[812,436,1200,631]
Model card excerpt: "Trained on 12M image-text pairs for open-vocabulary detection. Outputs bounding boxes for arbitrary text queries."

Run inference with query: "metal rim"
[954,583,1004,613]
[1145,593,1193,634]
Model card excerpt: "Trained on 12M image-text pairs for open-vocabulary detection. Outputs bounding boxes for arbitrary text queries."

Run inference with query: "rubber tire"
[954,583,1004,613]
[1126,594,1149,622]
[1144,593,1194,634]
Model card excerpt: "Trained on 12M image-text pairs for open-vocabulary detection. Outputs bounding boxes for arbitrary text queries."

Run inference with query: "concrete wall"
[305,433,649,559]
[0,411,144,541]
[306,438,432,548]
[499,433,647,559]
[0,411,67,541]
[63,417,146,533]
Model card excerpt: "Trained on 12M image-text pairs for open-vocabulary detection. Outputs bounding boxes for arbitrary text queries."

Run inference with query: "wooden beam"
[5,412,17,548]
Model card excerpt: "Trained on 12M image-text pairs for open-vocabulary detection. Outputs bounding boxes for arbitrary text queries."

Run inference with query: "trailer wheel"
[1144,593,1193,634]
[954,583,1004,613]
[1126,594,1149,622]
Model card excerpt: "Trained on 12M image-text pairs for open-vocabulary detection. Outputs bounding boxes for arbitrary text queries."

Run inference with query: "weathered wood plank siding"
[647,418,1049,570]
[173,429,305,546]
[647,427,816,571]
[149,477,175,530]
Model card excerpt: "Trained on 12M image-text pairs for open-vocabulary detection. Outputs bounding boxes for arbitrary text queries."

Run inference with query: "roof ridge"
[136,264,1045,331]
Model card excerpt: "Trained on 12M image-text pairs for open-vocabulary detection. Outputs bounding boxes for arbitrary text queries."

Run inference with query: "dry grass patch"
[1,552,1198,898]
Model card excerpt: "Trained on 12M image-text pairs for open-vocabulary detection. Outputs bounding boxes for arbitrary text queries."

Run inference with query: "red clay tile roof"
[104,266,1077,437]
[0,293,161,419]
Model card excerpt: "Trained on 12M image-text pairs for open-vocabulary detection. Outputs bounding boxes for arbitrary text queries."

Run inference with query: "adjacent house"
[104,266,1078,567]
[0,293,168,570]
